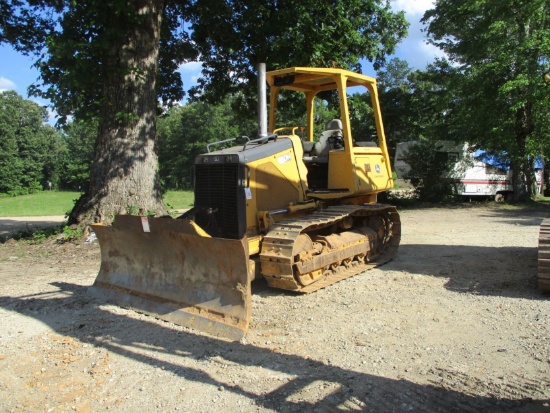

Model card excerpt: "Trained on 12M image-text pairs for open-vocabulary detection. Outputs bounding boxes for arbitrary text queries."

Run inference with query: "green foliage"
[61,225,82,241]
[269,91,340,140]
[376,58,420,152]
[1,1,409,225]
[391,172,399,190]
[7,181,43,197]
[347,94,375,143]
[59,120,96,191]
[7,225,60,244]
[0,91,66,195]
[125,204,139,215]
[422,0,550,200]
[403,141,454,202]
[0,92,95,194]
[1,0,408,125]
[9,224,81,244]
[30,228,51,244]
[157,97,257,190]
[1,1,198,125]
[189,0,408,108]
[374,58,465,161]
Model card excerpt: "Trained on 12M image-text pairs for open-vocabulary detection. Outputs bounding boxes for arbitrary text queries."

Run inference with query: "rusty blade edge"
[89,283,248,341]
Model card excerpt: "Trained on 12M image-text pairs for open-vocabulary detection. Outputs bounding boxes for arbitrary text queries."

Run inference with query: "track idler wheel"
[293,234,325,286]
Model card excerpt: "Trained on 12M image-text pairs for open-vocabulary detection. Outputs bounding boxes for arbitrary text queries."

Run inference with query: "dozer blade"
[90,215,251,341]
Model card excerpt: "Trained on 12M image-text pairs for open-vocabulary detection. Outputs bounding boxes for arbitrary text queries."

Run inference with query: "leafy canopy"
[422,0,550,199]
[1,0,409,222]
[188,0,408,102]
[0,0,408,123]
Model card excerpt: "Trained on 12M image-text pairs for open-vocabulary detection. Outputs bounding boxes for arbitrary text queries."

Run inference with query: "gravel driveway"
[0,216,66,239]
[0,205,549,412]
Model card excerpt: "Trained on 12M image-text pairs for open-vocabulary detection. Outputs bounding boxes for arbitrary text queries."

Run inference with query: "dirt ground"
[0,205,549,413]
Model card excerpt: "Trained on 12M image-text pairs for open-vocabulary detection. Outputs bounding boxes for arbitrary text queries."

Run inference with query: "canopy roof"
[266,67,377,93]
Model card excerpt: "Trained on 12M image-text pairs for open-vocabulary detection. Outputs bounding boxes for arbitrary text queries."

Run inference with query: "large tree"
[375,58,420,153]
[188,0,408,102]
[422,0,550,200]
[1,0,407,225]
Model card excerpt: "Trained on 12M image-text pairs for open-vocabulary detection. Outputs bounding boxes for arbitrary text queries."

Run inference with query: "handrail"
[207,136,251,153]
[242,134,277,151]
[273,126,300,136]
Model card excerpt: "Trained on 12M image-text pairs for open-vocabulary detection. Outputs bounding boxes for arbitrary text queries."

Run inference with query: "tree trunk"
[511,102,536,202]
[512,158,530,201]
[69,0,167,226]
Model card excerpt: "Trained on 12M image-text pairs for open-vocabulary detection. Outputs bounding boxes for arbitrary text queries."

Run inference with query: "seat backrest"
[325,119,342,131]
[302,140,315,154]
[312,119,343,156]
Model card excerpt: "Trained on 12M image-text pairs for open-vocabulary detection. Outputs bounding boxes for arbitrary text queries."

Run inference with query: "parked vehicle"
[394,141,542,201]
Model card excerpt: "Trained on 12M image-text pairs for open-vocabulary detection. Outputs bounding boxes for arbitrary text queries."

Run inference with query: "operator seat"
[311,119,343,157]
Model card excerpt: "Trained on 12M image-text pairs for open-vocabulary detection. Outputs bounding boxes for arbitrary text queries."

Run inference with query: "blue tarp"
[474,149,511,170]
[473,149,543,170]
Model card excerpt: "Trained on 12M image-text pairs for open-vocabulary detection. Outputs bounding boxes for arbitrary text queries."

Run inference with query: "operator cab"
[266,67,394,199]
[302,119,344,190]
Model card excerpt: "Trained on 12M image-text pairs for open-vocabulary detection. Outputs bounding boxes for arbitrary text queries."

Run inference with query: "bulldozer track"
[260,204,401,292]
[537,218,550,292]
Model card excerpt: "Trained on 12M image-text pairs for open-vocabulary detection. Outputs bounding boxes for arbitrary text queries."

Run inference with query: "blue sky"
[0,0,441,123]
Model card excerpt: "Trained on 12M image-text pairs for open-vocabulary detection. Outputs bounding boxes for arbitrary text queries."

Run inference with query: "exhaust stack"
[258,62,268,138]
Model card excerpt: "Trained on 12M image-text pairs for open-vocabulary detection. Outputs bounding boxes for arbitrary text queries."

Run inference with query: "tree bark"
[69,0,167,226]
[512,102,536,202]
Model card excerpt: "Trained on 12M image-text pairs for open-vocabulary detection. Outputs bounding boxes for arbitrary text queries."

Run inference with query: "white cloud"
[178,61,203,73]
[177,61,204,95]
[419,41,446,60]
[0,76,17,92]
[391,0,434,16]
[30,98,59,125]
[388,0,446,69]
[45,107,61,125]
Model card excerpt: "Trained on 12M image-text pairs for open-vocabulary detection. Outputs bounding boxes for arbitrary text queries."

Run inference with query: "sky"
[0,0,441,123]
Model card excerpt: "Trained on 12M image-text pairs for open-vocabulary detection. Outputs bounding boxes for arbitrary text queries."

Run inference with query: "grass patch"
[0,191,80,217]
[0,190,194,217]
[164,190,194,210]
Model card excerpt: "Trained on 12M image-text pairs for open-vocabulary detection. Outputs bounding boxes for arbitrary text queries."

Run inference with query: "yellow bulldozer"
[91,66,401,340]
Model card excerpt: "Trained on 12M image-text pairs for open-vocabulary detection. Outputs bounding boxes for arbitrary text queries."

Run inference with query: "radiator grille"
[194,163,242,239]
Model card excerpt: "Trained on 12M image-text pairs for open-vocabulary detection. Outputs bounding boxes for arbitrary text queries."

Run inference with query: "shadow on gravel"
[1,281,548,413]
[0,218,66,240]
[397,204,548,227]
[476,209,548,227]
[387,244,545,299]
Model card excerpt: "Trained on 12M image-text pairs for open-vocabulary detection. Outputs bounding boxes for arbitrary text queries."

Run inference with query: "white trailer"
[394,141,542,200]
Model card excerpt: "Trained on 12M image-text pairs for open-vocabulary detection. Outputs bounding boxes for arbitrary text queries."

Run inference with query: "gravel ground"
[0,205,549,413]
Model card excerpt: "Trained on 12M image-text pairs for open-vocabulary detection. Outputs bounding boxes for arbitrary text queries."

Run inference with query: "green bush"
[62,225,83,241]
[404,141,455,202]
[7,181,44,197]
